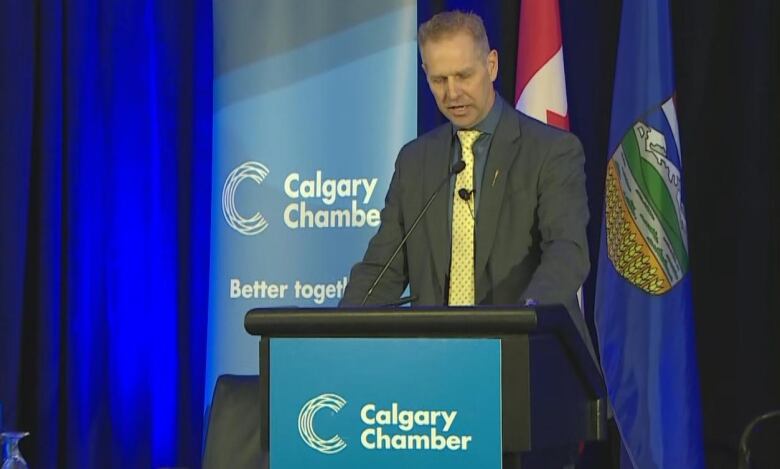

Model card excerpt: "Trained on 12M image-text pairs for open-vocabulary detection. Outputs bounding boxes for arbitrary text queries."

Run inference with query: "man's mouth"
[448,104,468,113]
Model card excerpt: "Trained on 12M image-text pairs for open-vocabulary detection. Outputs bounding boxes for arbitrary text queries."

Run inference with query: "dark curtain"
[0,1,212,468]
[418,1,780,468]
[672,2,780,467]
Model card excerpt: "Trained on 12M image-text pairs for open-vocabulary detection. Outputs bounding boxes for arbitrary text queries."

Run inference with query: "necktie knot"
[457,130,482,154]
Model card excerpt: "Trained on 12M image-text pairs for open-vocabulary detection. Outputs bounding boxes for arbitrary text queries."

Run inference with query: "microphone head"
[458,188,471,201]
[451,160,466,174]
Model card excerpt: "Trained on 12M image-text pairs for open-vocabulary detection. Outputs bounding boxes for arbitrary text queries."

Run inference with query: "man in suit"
[342,12,595,466]
[342,11,590,351]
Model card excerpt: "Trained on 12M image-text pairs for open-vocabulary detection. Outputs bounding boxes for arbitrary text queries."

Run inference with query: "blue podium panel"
[269,338,502,469]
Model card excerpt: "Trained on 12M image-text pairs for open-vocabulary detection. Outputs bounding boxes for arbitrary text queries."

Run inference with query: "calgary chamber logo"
[298,393,348,454]
[222,160,382,235]
[222,161,271,236]
[297,393,473,455]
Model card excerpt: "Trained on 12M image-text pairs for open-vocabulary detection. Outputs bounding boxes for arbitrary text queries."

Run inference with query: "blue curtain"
[0,1,212,468]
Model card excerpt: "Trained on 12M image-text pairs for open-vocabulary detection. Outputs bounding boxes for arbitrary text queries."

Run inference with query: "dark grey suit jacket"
[342,102,593,356]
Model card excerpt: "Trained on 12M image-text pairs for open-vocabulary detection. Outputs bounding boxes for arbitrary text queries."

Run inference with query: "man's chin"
[447,115,477,128]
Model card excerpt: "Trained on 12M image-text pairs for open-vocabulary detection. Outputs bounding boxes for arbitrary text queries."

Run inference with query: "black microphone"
[457,188,475,219]
[360,160,466,306]
[457,188,474,201]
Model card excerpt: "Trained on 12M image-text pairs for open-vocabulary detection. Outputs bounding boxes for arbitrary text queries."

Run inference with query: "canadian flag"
[514,0,569,130]
[515,0,583,308]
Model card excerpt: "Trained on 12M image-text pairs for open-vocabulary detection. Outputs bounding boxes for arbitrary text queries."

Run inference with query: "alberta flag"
[595,1,705,468]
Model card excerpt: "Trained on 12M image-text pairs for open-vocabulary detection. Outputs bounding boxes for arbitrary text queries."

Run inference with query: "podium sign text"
[268,338,502,468]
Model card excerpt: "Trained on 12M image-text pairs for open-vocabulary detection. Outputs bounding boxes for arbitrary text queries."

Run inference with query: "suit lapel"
[423,125,452,297]
[475,105,522,300]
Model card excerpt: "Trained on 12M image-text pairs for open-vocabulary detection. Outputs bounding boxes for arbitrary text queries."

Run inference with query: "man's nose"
[446,77,461,99]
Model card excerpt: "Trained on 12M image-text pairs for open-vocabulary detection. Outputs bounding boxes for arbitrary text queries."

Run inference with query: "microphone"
[457,188,475,219]
[360,160,466,306]
[457,188,474,202]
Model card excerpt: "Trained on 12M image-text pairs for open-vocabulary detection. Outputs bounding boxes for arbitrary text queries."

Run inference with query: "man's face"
[421,32,498,128]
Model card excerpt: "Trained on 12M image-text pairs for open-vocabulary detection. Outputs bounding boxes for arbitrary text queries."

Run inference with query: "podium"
[244,305,607,468]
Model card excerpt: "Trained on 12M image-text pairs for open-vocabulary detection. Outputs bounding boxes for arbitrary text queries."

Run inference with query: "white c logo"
[222,161,270,235]
[298,393,347,454]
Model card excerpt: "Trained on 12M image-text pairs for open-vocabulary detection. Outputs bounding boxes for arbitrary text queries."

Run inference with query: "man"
[342,11,590,349]
[342,12,594,467]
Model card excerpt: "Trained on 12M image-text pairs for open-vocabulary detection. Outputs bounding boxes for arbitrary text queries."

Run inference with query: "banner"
[595,0,704,467]
[206,1,418,406]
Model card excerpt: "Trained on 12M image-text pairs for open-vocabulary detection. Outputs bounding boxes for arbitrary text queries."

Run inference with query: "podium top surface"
[244,305,572,337]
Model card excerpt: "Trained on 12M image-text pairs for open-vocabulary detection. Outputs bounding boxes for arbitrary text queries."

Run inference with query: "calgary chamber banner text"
[206,0,417,405]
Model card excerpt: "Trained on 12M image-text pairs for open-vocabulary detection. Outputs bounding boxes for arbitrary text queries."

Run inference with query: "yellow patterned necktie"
[449,129,481,306]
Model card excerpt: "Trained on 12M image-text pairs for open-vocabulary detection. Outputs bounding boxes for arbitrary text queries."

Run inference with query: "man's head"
[418,11,498,129]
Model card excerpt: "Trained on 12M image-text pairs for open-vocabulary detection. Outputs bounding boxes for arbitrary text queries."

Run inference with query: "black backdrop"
[419,1,779,467]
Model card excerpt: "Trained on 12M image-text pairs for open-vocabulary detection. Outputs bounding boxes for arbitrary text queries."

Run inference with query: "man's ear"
[487,49,498,82]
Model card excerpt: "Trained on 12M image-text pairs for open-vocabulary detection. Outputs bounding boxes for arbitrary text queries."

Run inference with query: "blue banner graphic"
[205,1,418,406]
[595,1,704,468]
[270,338,502,468]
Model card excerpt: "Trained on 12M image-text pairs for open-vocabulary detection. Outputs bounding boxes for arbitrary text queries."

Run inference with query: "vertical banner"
[206,1,418,405]
[595,0,704,467]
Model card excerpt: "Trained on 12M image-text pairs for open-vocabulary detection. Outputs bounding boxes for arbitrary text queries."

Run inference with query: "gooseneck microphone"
[360,160,466,306]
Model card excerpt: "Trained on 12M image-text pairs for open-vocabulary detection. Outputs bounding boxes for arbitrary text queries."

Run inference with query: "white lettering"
[362,177,377,204]
[361,428,375,449]
[230,279,241,298]
[398,409,414,431]
[293,278,348,305]
[361,404,376,425]
[440,410,457,432]
[414,410,430,427]
[283,173,300,198]
[283,170,379,205]
[228,279,289,300]
[359,428,471,451]
[300,177,315,199]
[376,408,391,426]
[283,202,298,228]
[337,179,352,199]
[357,402,472,452]
[283,200,380,229]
